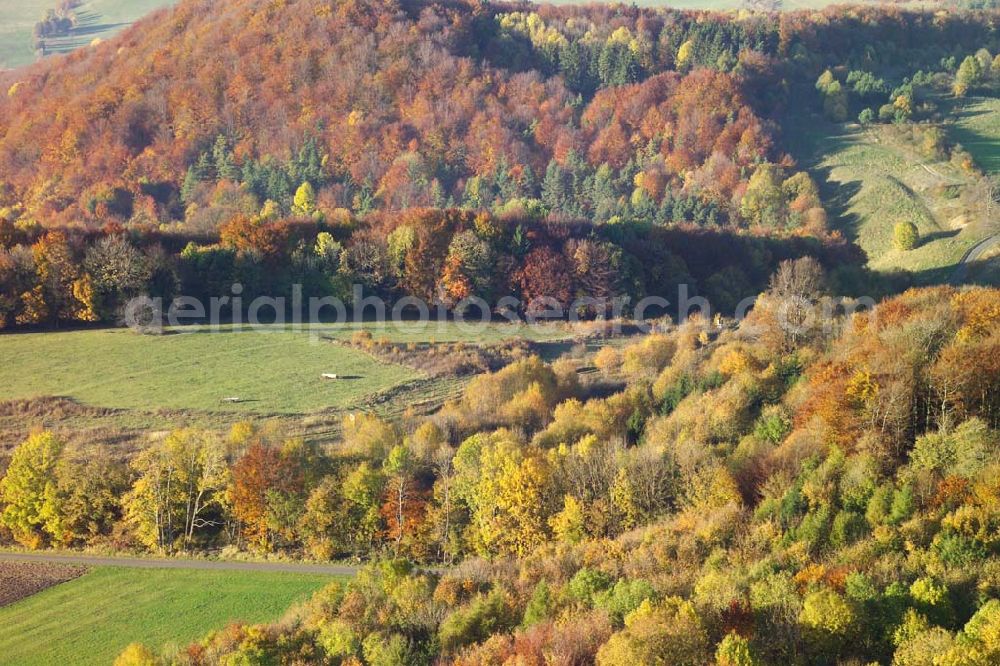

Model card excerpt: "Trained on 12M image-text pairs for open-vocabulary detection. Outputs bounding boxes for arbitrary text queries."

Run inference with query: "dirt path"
[0,551,361,576]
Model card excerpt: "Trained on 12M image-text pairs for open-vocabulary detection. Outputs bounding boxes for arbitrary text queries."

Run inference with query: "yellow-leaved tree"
[468,437,552,557]
[0,431,64,548]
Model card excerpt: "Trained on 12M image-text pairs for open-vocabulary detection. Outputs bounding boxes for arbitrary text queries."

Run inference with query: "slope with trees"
[25,276,985,665]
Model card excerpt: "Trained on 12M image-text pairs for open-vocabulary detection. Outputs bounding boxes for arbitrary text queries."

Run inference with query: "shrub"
[362,632,416,666]
[593,345,621,375]
[893,221,919,251]
[621,334,676,380]
[568,568,614,604]
[753,405,791,445]
[439,589,516,653]
[715,631,757,666]
[892,626,954,666]
[799,589,856,657]
[910,577,954,627]
[594,579,657,626]
[113,644,160,666]
[317,620,360,661]
[522,581,555,627]
[935,599,1000,665]
[597,598,710,666]
[830,510,867,548]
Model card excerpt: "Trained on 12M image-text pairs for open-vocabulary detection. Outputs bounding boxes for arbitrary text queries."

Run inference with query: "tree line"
[0,203,866,329]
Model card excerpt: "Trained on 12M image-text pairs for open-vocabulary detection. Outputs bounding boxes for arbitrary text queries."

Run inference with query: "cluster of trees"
[0,229,176,327]
[492,8,779,94]
[0,352,635,559]
[33,1,79,48]
[819,66,947,125]
[119,560,1000,664]
[74,279,999,664]
[817,45,1000,127]
[0,204,862,328]
[953,48,1000,96]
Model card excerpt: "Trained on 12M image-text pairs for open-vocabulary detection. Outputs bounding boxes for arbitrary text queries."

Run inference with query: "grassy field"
[0,0,45,69]
[951,96,1000,174]
[0,327,425,414]
[0,321,572,449]
[0,0,176,70]
[949,95,1000,283]
[785,111,993,283]
[301,319,569,344]
[0,566,336,665]
[0,320,569,413]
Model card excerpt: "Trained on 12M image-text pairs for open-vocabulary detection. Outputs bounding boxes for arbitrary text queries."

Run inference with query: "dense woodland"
[1,0,1000,664]
[4,277,997,664]
[3,0,1000,324]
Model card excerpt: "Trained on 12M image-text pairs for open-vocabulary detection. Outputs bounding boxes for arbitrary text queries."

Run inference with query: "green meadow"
[0,327,424,414]
[0,566,336,666]
[0,0,177,70]
[786,112,992,283]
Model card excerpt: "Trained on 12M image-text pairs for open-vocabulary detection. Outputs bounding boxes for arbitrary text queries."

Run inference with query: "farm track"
[0,551,361,575]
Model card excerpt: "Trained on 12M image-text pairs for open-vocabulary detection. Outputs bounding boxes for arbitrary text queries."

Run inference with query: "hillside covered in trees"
[1,0,999,663]
[4,279,995,664]
[1,0,1000,326]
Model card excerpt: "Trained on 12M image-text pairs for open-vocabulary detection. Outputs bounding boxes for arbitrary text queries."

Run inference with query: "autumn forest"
[1,0,1000,664]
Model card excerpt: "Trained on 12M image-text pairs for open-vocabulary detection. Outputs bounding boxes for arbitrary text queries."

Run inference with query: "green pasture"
[0,565,336,666]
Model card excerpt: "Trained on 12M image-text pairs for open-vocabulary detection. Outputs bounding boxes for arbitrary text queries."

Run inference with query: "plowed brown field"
[0,560,86,607]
